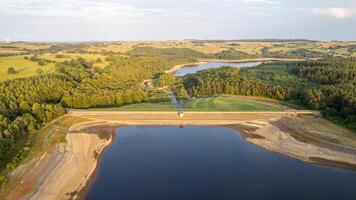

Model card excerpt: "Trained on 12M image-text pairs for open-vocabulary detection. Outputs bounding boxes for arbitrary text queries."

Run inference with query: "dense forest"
[126,46,334,60]
[0,43,355,185]
[0,74,71,183]
[0,54,194,184]
[60,55,194,108]
[183,59,356,130]
[126,46,206,59]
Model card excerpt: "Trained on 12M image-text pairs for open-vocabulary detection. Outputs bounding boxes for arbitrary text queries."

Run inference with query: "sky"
[0,0,355,42]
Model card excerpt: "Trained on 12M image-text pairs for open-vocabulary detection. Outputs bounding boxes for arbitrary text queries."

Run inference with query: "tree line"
[60,55,194,108]
[126,46,336,60]
[0,74,71,184]
[183,59,356,131]
[0,54,194,184]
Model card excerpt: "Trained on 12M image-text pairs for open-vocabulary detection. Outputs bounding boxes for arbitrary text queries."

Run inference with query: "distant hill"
[186,39,319,43]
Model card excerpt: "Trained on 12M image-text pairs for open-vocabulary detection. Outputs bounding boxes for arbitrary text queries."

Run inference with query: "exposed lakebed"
[86,126,356,200]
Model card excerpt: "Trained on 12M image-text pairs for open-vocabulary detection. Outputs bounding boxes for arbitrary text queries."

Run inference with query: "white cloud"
[0,0,166,25]
[313,7,354,19]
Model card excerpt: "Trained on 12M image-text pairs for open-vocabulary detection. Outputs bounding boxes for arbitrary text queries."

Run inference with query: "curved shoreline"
[4,114,356,200]
[71,124,119,200]
[165,58,306,74]
[4,122,119,200]
[164,61,205,74]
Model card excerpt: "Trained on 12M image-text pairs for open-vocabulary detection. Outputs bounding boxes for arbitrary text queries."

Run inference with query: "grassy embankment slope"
[0,115,91,199]
[184,97,283,111]
[88,96,284,111]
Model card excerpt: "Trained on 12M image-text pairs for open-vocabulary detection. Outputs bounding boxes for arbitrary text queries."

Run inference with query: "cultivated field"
[0,56,55,82]
[0,40,355,82]
[38,53,108,68]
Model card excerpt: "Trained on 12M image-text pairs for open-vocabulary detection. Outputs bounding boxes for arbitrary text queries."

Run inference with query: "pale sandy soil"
[4,112,356,200]
[164,61,205,74]
[29,133,112,200]
[229,119,356,170]
[5,122,117,200]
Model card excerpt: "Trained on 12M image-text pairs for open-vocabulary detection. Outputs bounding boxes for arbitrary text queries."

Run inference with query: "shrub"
[38,60,47,66]
[7,67,16,74]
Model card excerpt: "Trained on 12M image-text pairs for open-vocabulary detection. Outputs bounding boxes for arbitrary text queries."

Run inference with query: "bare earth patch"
[227,116,356,171]
[3,112,356,200]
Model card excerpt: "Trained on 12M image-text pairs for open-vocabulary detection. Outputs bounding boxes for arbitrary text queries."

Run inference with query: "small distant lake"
[86,126,356,200]
[174,61,261,76]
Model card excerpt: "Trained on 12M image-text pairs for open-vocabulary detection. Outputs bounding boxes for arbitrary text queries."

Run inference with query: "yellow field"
[0,56,56,82]
[84,40,356,56]
[0,43,50,56]
[85,42,136,53]
[39,53,108,68]
[0,40,355,82]
[2,41,355,56]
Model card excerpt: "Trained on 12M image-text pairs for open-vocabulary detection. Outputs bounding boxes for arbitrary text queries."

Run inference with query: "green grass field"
[0,56,56,82]
[39,53,108,68]
[0,53,108,82]
[0,40,354,82]
[184,97,284,111]
[88,102,175,111]
[89,97,284,111]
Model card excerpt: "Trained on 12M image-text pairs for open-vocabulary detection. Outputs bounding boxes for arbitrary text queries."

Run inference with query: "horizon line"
[2,38,356,44]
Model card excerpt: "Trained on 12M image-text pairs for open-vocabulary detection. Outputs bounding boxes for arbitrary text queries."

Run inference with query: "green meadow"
[184,97,284,111]
[0,56,55,82]
[88,97,284,111]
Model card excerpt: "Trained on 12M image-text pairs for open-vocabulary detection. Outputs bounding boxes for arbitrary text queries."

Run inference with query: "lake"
[174,61,261,76]
[86,126,356,200]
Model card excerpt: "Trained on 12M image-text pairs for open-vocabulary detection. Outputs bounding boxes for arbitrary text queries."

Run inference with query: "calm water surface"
[174,61,261,76]
[86,126,356,200]
[170,93,184,108]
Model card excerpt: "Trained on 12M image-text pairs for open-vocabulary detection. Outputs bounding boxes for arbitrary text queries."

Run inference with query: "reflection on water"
[174,61,261,76]
[86,126,356,200]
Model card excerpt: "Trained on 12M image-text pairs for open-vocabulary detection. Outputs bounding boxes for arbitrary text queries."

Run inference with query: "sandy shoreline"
[5,122,119,200]
[164,61,206,74]
[29,124,115,200]
[226,120,356,171]
[4,114,356,200]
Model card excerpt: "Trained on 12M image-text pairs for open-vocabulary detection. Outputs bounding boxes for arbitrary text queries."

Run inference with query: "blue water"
[174,61,261,76]
[86,126,356,200]
[171,93,184,109]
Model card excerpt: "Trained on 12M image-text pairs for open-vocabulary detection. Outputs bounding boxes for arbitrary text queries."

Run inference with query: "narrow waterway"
[170,93,184,109]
